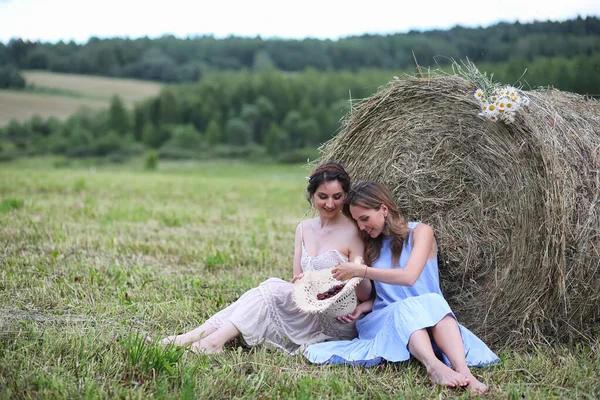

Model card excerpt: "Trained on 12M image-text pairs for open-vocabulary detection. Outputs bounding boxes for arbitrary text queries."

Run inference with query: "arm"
[292,222,303,282]
[333,224,436,287]
[347,233,373,301]
[355,279,373,302]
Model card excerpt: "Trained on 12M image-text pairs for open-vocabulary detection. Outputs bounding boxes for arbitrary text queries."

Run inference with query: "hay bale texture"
[321,74,600,348]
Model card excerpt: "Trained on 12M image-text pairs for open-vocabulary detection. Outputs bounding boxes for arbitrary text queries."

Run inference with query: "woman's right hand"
[332,262,363,281]
[292,273,304,283]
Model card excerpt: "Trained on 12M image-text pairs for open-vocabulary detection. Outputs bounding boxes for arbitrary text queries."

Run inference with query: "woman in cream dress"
[150,162,371,354]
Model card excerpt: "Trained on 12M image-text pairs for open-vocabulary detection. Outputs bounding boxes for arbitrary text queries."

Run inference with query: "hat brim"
[292,268,364,316]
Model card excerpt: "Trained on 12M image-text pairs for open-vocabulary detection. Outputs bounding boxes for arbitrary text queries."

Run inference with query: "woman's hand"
[336,300,373,323]
[292,273,304,283]
[332,262,363,281]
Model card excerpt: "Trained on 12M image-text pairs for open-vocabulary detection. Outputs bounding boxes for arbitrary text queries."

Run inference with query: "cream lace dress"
[205,223,357,353]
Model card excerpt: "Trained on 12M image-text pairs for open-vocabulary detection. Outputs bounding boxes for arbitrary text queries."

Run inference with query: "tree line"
[1,16,599,85]
[2,52,598,163]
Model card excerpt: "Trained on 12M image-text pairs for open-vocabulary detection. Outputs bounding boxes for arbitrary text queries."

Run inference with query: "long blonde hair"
[343,182,409,266]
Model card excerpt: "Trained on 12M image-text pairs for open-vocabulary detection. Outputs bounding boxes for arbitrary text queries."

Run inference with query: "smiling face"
[313,180,345,217]
[349,203,388,238]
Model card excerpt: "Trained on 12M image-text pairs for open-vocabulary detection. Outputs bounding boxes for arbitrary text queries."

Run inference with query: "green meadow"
[1,159,598,399]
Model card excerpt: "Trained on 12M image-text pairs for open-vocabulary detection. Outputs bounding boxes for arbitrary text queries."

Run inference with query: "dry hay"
[321,73,600,349]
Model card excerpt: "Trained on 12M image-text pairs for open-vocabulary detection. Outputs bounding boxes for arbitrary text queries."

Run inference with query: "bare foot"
[147,335,191,346]
[427,361,469,388]
[462,372,488,395]
[158,335,179,346]
[189,340,223,354]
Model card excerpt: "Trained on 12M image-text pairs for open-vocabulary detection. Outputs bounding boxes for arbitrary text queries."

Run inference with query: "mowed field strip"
[22,71,164,103]
[0,90,108,126]
[0,71,163,126]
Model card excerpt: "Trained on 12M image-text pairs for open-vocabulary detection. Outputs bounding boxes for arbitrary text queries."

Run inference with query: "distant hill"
[0,71,162,125]
[1,16,598,83]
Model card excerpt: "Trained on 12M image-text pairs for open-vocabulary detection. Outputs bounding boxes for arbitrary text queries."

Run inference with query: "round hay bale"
[321,74,600,349]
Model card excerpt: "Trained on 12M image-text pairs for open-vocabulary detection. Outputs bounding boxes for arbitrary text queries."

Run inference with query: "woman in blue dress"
[303,182,498,395]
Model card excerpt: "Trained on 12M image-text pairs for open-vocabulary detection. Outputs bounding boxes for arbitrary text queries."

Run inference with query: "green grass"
[0,158,598,399]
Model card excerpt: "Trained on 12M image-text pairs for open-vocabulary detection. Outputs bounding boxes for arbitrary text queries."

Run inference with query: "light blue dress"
[303,222,499,367]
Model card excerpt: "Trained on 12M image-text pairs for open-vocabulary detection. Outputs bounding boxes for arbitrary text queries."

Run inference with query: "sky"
[0,0,599,43]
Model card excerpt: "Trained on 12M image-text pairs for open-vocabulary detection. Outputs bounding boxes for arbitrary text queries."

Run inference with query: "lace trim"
[257,282,287,345]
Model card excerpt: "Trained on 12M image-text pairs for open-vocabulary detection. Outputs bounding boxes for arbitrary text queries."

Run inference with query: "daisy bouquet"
[453,59,530,125]
[474,86,530,125]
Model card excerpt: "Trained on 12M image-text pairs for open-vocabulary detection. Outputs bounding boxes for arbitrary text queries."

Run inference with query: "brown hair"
[306,161,351,203]
[343,182,409,266]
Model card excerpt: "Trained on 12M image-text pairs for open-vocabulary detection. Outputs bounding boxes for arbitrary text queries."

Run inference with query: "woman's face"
[313,180,345,217]
[349,203,387,238]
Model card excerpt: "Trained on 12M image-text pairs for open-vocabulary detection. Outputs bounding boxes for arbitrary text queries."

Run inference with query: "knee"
[432,314,457,331]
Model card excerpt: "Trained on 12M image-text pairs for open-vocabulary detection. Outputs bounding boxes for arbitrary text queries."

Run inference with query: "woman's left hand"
[332,262,362,281]
[336,307,362,323]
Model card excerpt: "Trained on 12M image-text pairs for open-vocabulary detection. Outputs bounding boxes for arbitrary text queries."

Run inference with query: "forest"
[2,16,599,82]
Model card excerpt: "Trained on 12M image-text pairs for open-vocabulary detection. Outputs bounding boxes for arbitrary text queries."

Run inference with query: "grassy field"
[0,159,598,399]
[0,71,162,126]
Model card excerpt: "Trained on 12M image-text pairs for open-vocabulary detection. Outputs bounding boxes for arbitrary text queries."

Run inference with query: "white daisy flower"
[505,86,518,96]
[497,96,509,111]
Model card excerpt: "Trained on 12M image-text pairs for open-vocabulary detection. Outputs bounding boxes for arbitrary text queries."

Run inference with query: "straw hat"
[292,257,364,317]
